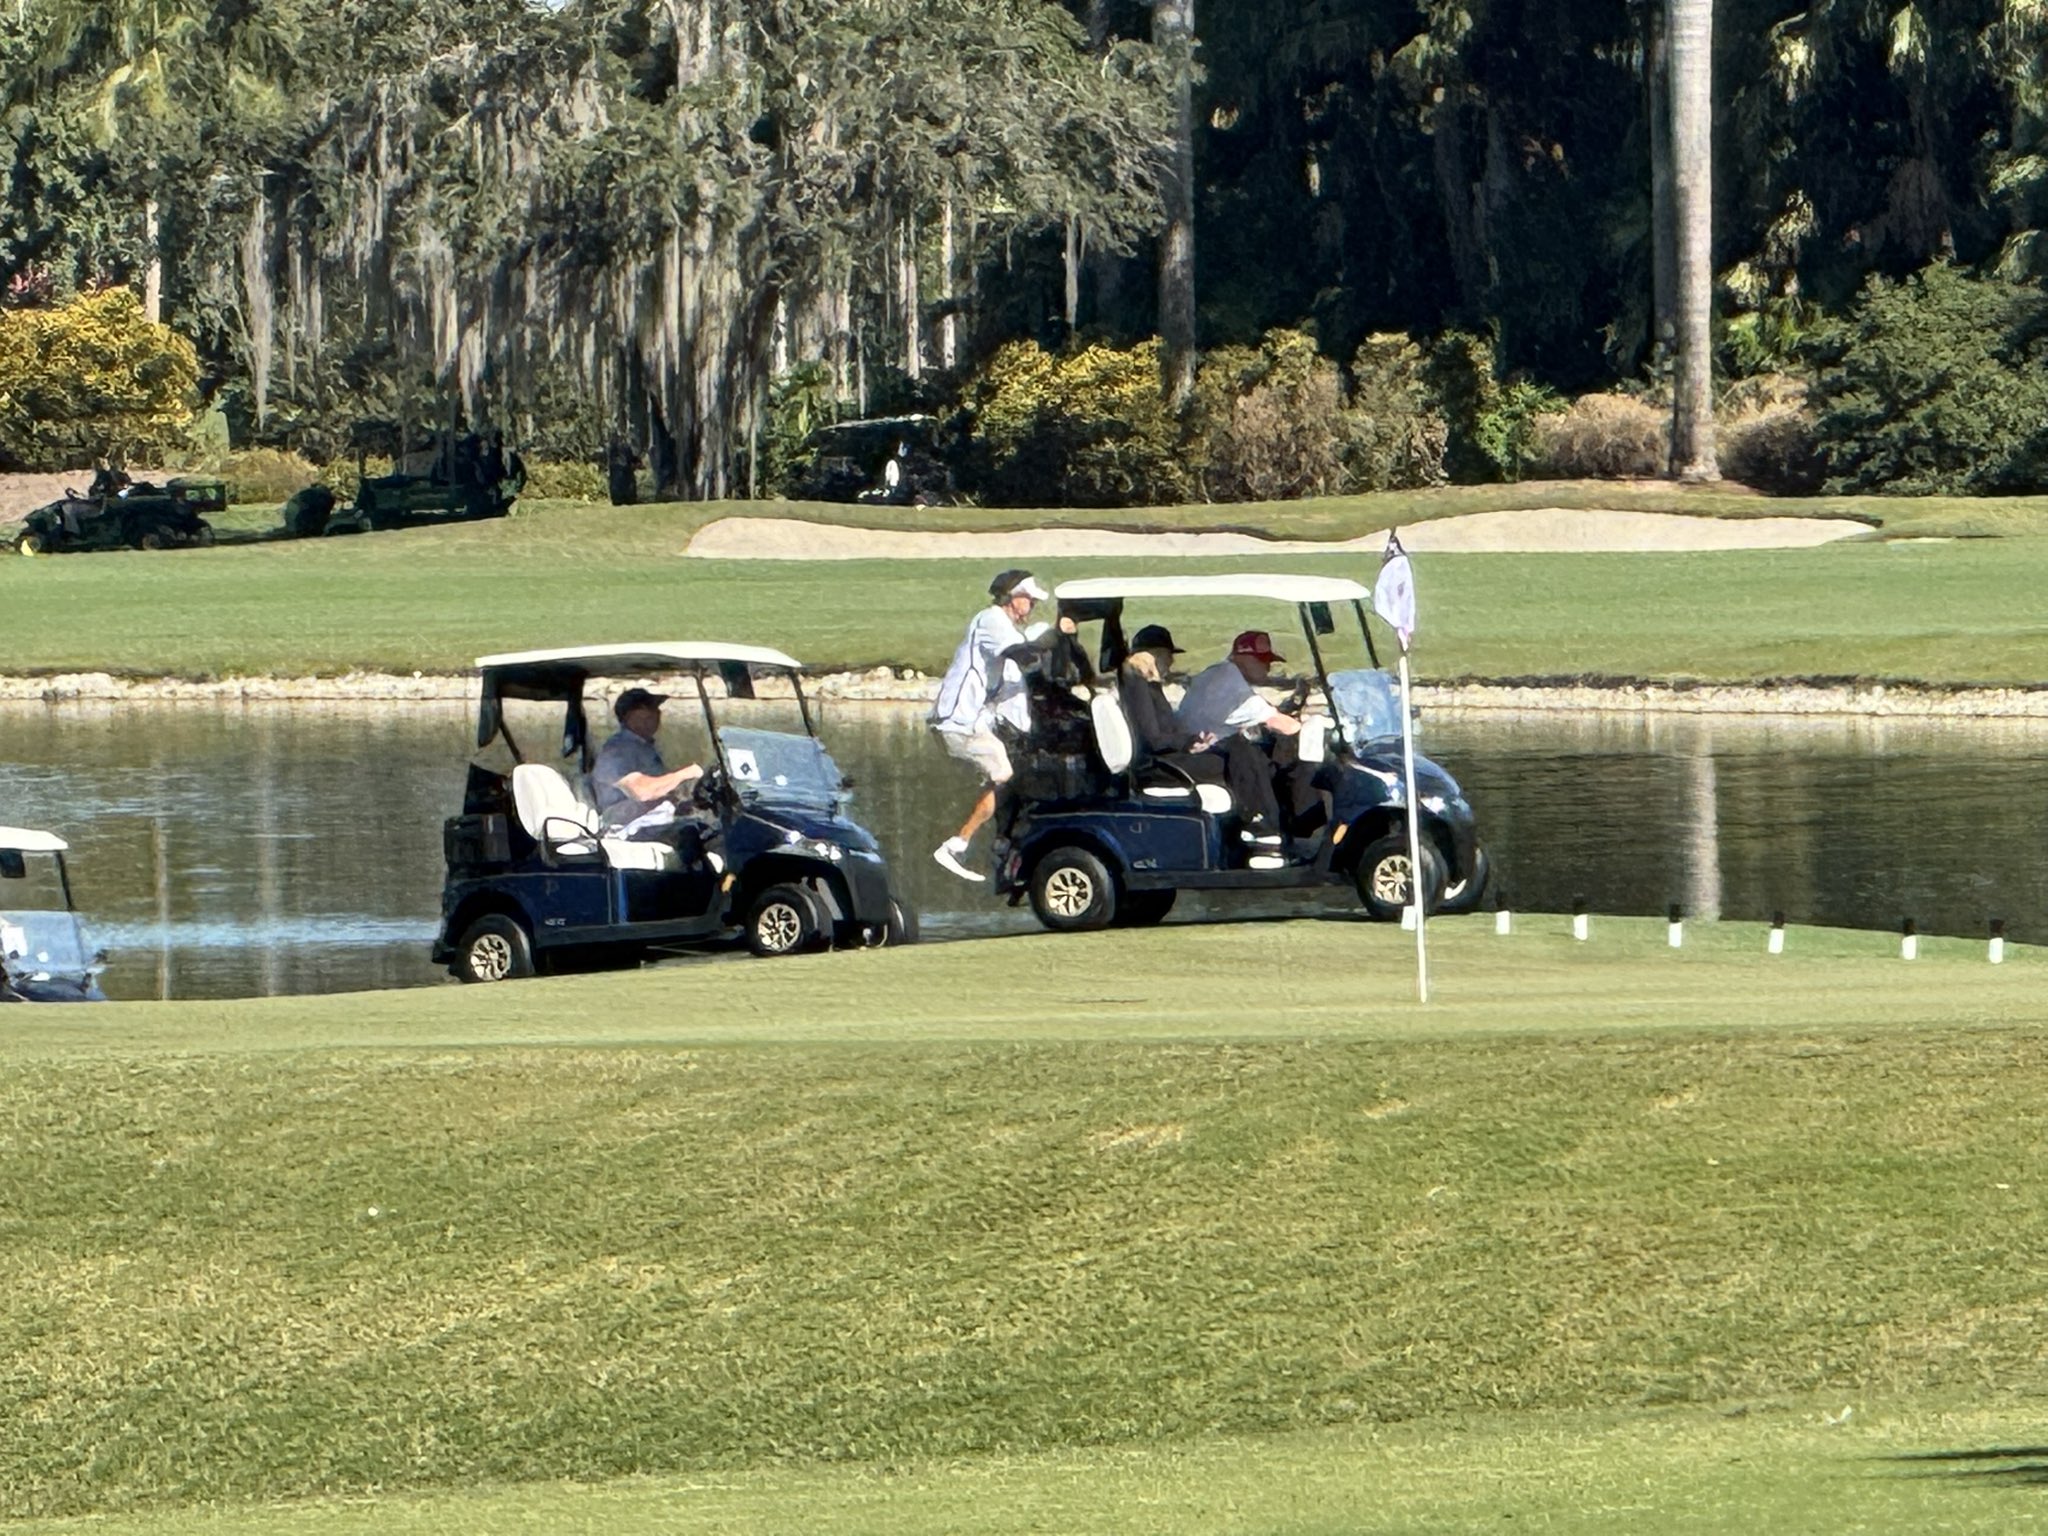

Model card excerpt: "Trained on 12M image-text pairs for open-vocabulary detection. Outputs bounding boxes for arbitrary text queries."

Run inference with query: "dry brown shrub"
[1719,403,1825,494]
[1529,393,1668,479]
[1204,368,1349,502]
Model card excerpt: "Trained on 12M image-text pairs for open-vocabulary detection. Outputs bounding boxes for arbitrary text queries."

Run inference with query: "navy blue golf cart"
[0,826,107,1003]
[991,575,1488,931]
[434,643,913,982]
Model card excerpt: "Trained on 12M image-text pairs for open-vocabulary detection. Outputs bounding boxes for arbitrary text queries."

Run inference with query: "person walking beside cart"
[929,568,1060,882]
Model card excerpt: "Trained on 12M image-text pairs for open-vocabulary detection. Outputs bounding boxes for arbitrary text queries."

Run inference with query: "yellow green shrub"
[967,339,1192,507]
[0,289,198,472]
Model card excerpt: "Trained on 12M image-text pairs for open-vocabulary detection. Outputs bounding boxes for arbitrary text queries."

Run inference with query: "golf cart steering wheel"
[690,765,728,809]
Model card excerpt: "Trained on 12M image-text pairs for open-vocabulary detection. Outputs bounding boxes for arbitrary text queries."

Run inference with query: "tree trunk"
[900,218,922,381]
[1154,0,1197,408]
[940,196,959,371]
[1668,0,1718,480]
[143,196,162,325]
[1064,218,1081,333]
[1645,0,1677,371]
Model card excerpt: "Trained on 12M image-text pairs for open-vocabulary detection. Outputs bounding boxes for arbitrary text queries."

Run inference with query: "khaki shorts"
[937,727,1013,786]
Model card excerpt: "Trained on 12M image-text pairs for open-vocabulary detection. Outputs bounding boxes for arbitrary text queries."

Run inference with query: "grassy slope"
[3,494,2048,684]
[4,920,2047,1527]
[13,1405,2048,1534]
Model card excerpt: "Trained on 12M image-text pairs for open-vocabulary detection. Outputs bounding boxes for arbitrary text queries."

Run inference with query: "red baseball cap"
[1231,630,1285,663]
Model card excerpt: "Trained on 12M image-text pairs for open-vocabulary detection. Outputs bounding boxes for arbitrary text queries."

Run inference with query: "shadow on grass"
[1883,1447,2048,1486]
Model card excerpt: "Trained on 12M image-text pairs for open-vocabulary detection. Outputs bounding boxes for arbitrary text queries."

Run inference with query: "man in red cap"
[1175,630,1314,839]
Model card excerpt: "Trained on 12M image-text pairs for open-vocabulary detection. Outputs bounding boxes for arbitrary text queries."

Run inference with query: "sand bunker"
[686,507,1869,561]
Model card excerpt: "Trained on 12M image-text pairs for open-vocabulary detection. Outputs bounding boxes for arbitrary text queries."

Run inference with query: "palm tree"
[25,0,291,324]
[1668,0,1718,479]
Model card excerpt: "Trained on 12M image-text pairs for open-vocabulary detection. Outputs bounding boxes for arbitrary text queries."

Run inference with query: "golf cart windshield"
[0,909,94,981]
[719,727,848,813]
[1329,668,1407,747]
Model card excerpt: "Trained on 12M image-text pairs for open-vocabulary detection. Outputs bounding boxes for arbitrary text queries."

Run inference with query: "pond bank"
[6,669,2048,720]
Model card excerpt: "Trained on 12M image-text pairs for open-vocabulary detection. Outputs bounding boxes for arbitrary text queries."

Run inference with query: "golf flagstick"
[1373,532,1426,1002]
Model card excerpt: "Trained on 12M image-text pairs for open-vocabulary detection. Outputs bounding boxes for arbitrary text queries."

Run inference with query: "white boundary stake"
[1397,651,1429,1001]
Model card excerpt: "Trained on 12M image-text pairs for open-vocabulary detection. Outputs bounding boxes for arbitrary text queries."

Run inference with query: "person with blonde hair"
[1120,624,1282,845]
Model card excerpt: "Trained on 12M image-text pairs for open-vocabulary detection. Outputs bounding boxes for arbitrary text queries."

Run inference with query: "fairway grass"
[3,490,2048,685]
[3,920,2047,1525]
[12,1400,2048,1534]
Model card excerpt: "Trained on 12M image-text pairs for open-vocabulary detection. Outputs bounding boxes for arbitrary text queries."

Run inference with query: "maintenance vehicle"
[990,574,1489,931]
[12,471,223,555]
[286,422,526,537]
[434,642,913,982]
[0,827,107,1002]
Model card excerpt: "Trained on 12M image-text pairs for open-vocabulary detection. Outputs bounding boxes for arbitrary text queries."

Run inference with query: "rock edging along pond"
[5,669,2048,719]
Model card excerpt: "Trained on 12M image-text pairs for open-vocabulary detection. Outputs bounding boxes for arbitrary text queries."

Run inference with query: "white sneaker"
[933,837,985,882]
[1239,829,1283,846]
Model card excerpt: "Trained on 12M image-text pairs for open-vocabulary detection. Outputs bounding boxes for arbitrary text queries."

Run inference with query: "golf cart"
[434,642,914,982]
[991,574,1489,931]
[789,415,957,505]
[0,827,107,1003]
[291,421,526,537]
[13,471,223,555]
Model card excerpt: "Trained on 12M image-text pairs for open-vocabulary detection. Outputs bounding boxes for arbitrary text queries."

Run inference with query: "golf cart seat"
[510,765,681,873]
[1088,691,1234,817]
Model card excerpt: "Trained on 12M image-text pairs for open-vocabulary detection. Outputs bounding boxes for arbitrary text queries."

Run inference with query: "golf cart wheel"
[1439,845,1491,916]
[1028,847,1117,932]
[746,883,821,957]
[194,525,216,548]
[454,913,535,983]
[137,531,166,551]
[884,898,919,946]
[12,531,46,557]
[1112,889,1177,928]
[1354,834,1446,923]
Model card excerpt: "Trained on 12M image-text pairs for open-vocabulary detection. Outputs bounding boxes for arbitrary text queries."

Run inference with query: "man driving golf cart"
[987,575,1489,932]
[435,643,913,982]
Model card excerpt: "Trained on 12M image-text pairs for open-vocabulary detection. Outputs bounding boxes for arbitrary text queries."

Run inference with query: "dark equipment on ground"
[789,414,957,506]
[435,642,915,983]
[288,421,526,537]
[11,469,223,556]
[987,574,1490,932]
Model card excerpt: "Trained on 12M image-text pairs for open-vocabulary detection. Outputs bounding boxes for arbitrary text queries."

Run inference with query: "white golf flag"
[1374,530,1416,650]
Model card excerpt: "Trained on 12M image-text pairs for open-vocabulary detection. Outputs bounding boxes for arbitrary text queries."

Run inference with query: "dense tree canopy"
[4,0,2048,496]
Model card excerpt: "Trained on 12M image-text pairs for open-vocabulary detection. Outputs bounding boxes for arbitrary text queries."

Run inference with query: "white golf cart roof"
[0,827,66,854]
[476,642,802,675]
[1055,575,1372,604]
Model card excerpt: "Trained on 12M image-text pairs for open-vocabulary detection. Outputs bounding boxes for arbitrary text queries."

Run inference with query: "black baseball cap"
[614,686,669,719]
[1129,623,1182,654]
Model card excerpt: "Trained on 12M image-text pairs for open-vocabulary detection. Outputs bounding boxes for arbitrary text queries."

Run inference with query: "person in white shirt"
[929,569,1052,881]
[1176,629,1322,836]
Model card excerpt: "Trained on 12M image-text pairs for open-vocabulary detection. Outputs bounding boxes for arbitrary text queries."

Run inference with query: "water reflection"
[1,699,2044,1001]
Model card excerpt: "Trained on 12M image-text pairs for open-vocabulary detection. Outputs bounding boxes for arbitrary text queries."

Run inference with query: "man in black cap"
[1120,624,1283,844]
[589,685,705,836]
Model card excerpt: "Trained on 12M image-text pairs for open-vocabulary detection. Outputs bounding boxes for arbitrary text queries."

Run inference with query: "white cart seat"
[1141,783,1234,815]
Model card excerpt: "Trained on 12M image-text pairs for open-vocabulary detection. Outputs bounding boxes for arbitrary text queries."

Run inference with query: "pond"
[1,699,2044,1001]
